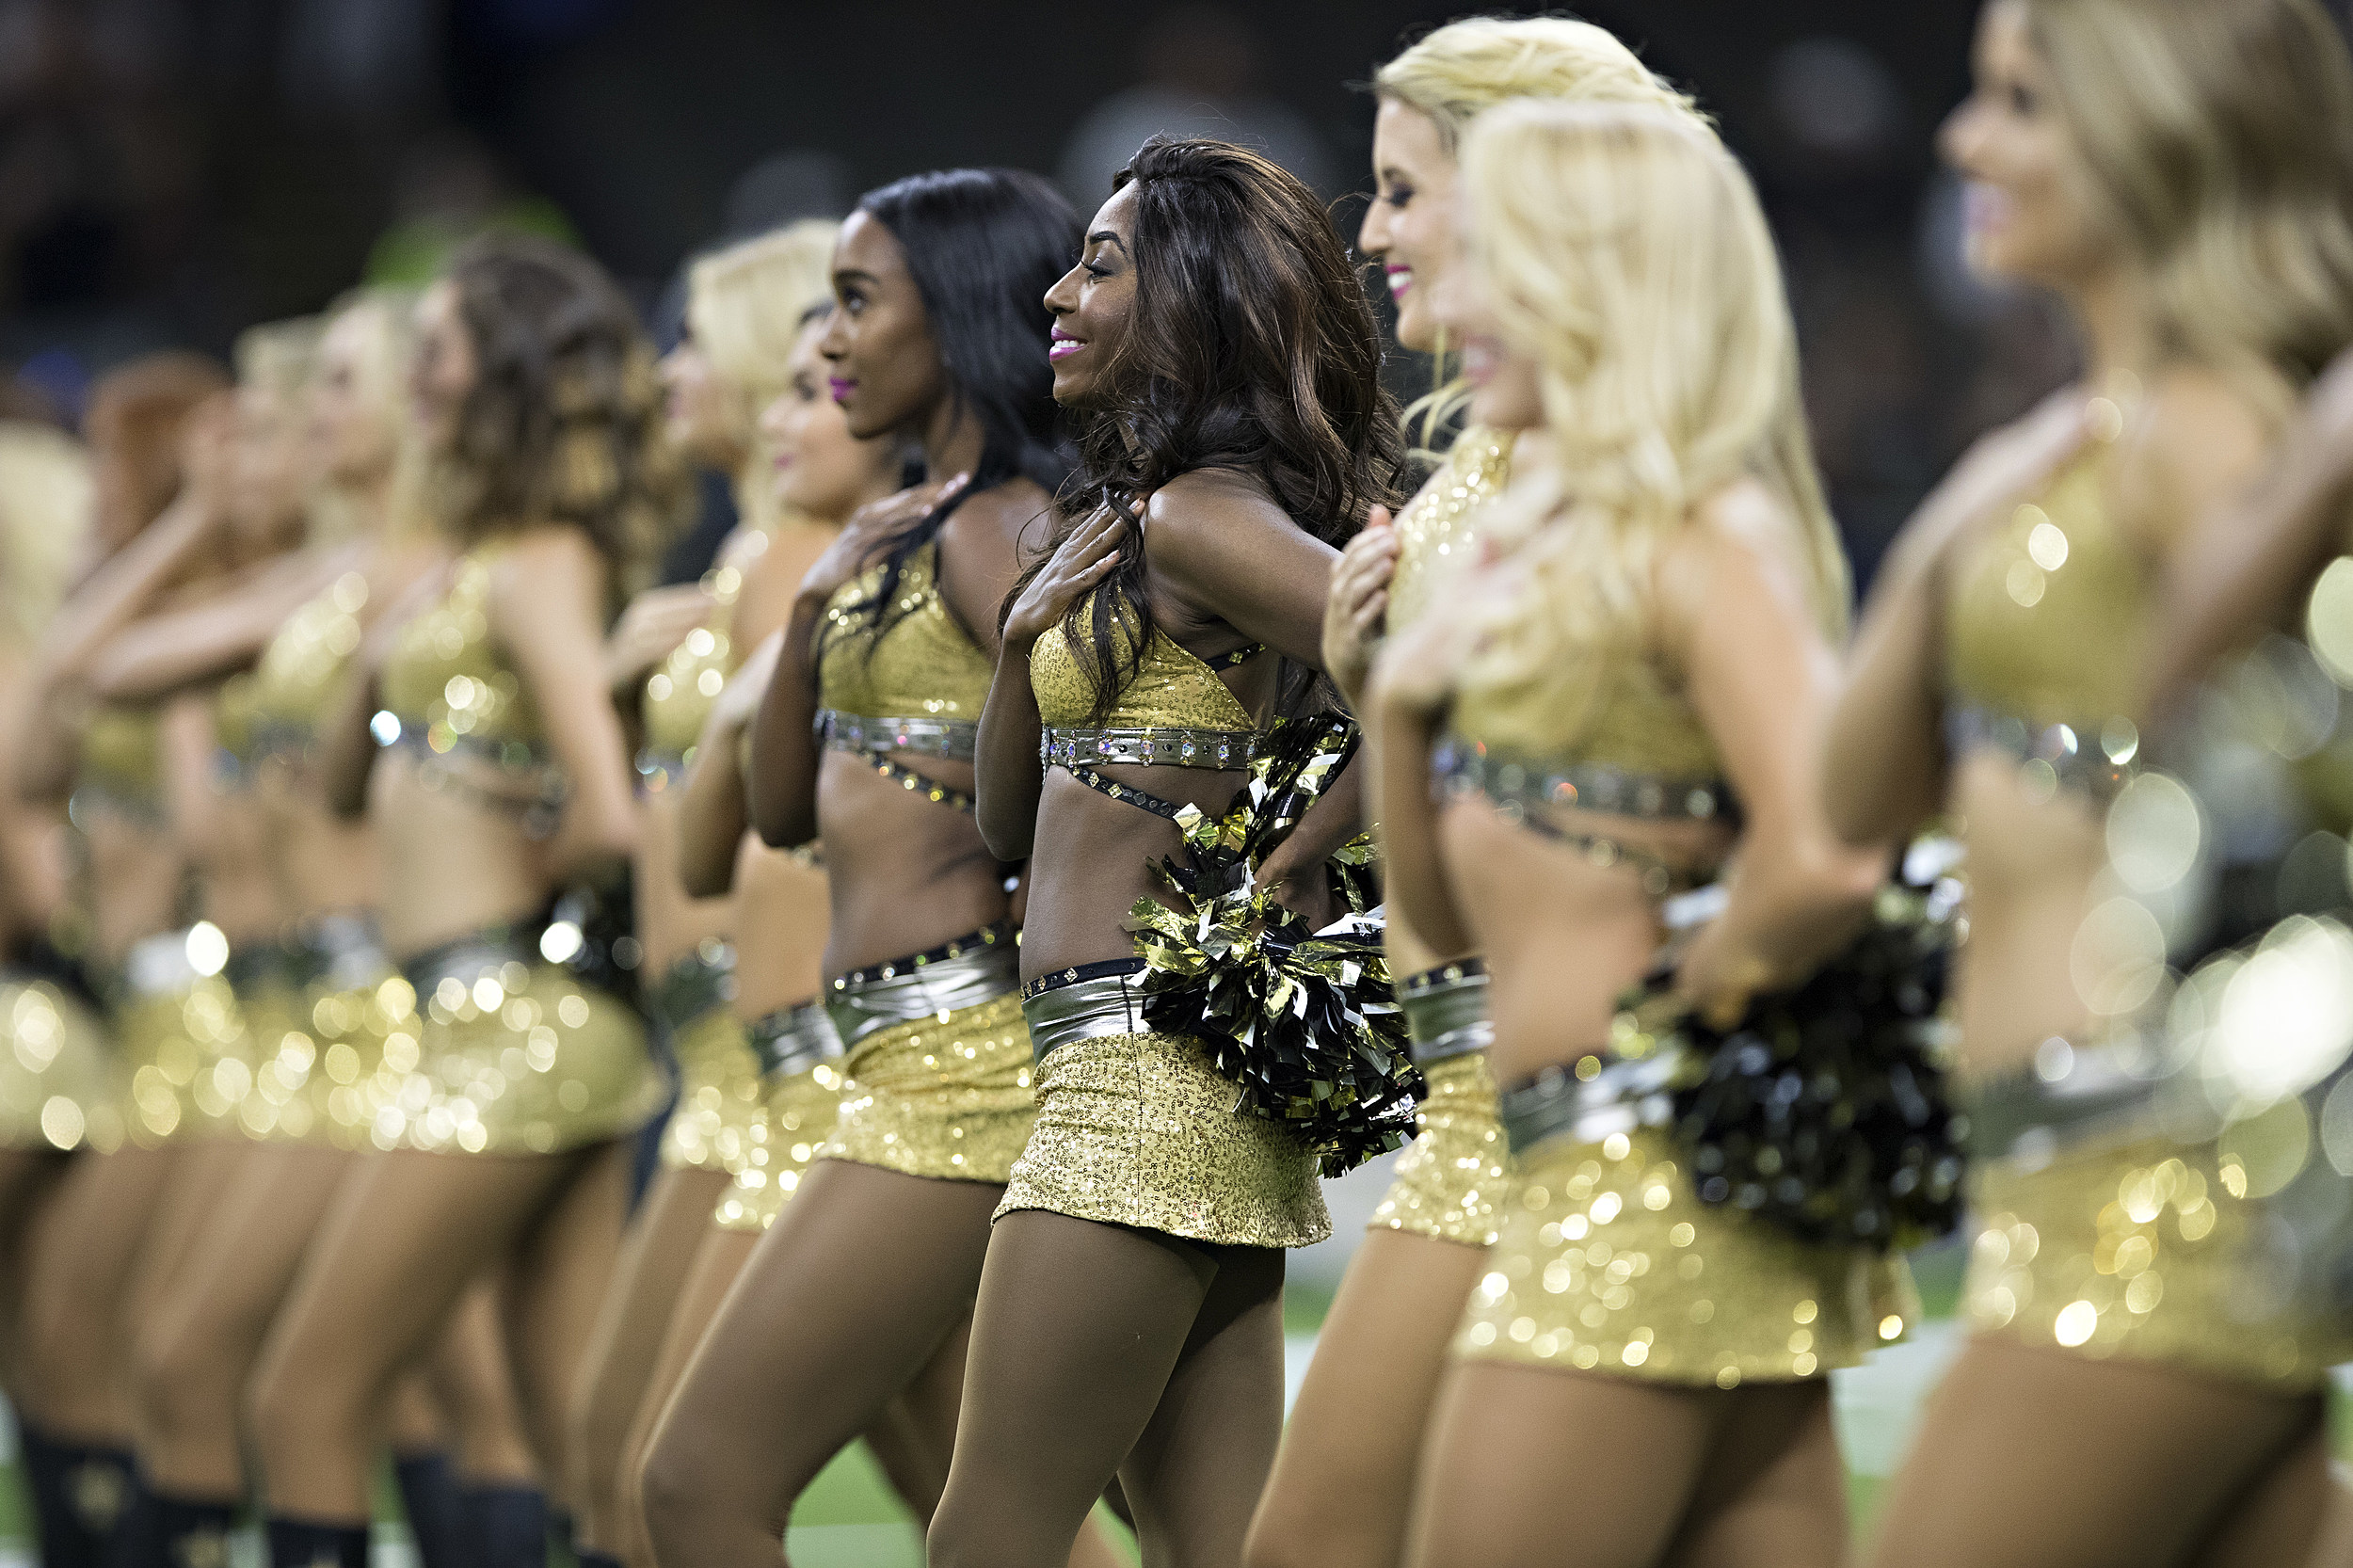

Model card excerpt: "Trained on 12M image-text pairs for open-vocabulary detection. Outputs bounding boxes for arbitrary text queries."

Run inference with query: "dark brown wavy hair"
[1028,136,1406,721]
[440,233,687,595]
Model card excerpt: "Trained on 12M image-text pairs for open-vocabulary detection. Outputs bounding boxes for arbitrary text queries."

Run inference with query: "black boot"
[148,1495,238,1568]
[264,1515,370,1568]
[19,1429,136,1568]
[456,1485,546,1568]
[391,1453,460,1568]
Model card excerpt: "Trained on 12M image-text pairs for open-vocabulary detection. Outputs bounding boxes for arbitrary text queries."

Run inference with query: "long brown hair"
[440,234,687,593]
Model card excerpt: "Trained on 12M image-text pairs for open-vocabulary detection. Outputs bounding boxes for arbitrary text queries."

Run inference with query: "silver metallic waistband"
[288,913,394,992]
[815,710,978,762]
[116,928,203,1001]
[1943,703,2138,801]
[1041,726,1257,771]
[746,999,845,1079]
[1020,961,1151,1060]
[824,925,1019,1048]
[400,930,538,1003]
[1965,1032,2165,1165]
[1498,1050,1684,1155]
[648,945,737,1033]
[1399,962,1492,1065]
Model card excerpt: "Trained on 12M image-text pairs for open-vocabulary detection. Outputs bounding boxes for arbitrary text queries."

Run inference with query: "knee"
[1243,1507,1325,1568]
[246,1334,363,1474]
[924,1478,1014,1568]
[634,1421,709,1556]
[131,1317,231,1443]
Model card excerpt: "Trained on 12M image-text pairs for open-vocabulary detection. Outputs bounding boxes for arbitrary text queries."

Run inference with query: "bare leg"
[568,1163,728,1556]
[1247,1227,1484,1568]
[928,1209,1288,1568]
[637,1160,1000,1568]
[19,1146,170,1439]
[1863,1337,2326,1568]
[0,1146,67,1399]
[2193,1423,2333,1568]
[248,1147,588,1520]
[1404,1359,1841,1568]
[617,1224,760,1568]
[134,1143,349,1496]
[430,1281,538,1486]
[499,1138,632,1519]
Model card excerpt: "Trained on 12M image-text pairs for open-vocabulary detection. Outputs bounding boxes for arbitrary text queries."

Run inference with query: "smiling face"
[1041,183,1140,409]
[760,312,902,522]
[815,210,947,441]
[409,280,477,456]
[1359,97,1459,354]
[657,330,740,468]
[1428,236,1544,431]
[1940,1,2114,289]
[310,306,399,489]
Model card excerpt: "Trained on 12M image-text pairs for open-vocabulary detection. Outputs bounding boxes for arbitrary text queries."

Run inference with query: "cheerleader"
[927,136,1402,1568]
[1254,23,1705,1568]
[1369,102,1888,1567]
[244,234,682,1568]
[1825,2,2353,1562]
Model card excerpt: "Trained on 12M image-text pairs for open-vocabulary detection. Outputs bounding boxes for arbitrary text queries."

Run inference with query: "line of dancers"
[2,2,2352,1565]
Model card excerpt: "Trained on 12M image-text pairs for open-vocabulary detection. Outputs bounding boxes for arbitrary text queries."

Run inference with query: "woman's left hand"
[1257,843,1340,931]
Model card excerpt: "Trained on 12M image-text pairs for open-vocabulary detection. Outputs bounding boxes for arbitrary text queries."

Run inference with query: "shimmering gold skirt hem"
[712,1061,846,1232]
[1368,1051,1506,1248]
[115,979,252,1146]
[0,979,122,1153]
[1962,1132,2350,1390]
[1456,1125,1905,1386]
[996,1030,1331,1249]
[817,992,1036,1184]
[659,1007,768,1176]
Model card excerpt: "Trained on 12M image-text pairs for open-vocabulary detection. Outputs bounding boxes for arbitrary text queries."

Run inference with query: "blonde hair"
[684,220,838,535]
[1374,16,1706,447]
[2026,0,2353,415]
[232,316,324,412]
[0,423,91,648]
[1453,101,1847,731]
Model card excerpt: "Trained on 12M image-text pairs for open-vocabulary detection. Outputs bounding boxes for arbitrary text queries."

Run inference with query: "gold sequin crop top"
[74,702,165,825]
[638,571,741,792]
[213,672,264,787]
[377,552,546,770]
[812,537,995,812]
[1032,598,1266,776]
[1389,427,1513,634]
[1944,446,2150,796]
[249,571,371,763]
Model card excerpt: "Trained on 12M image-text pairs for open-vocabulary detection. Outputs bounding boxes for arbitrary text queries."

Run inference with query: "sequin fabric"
[0,975,121,1152]
[115,978,254,1146]
[639,567,741,790]
[1369,1052,1506,1247]
[820,990,1036,1182]
[999,1030,1332,1247]
[1458,1126,1908,1384]
[227,970,333,1142]
[379,552,546,764]
[294,972,422,1150]
[250,571,370,759]
[74,703,165,824]
[818,540,994,721]
[370,961,661,1155]
[1031,599,1260,731]
[1388,427,1513,633]
[1962,1132,2349,1389]
[713,1062,846,1231]
[658,1006,767,1175]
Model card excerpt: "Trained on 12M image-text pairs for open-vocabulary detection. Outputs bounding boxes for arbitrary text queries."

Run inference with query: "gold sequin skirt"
[659,1006,768,1175]
[224,973,328,1143]
[819,991,1036,1183]
[1458,1126,1905,1385]
[1369,1051,1506,1247]
[291,976,420,1150]
[713,1061,847,1231]
[0,976,122,1153]
[1962,1131,2351,1389]
[997,1030,1332,1248]
[371,962,663,1156]
[116,978,253,1146]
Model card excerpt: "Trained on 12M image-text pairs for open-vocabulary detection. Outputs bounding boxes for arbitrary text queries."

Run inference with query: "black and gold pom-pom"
[1619,855,1967,1252]
[1125,715,1422,1176]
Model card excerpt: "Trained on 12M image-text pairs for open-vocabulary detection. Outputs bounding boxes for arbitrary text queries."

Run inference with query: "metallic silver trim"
[815,710,979,762]
[1401,968,1493,1066]
[1498,1050,1684,1154]
[1021,968,1151,1060]
[746,1000,845,1079]
[1041,727,1258,771]
[824,940,1021,1048]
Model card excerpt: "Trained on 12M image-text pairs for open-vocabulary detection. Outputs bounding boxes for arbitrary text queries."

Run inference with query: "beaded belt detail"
[1432,740,1733,824]
[746,999,845,1079]
[1019,959,1151,1060]
[1398,960,1493,1066]
[824,922,1020,1048]
[1943,703,2139,801]
[1497,1049,1684,1155]
[815,710,979,762]
[1042,727,1259,771]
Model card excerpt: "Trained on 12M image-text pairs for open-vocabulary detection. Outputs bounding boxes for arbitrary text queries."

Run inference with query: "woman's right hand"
[1000,504,1127,654]
[710,630,784,739]
[1321,505,1397,710]
[601,583,717,693]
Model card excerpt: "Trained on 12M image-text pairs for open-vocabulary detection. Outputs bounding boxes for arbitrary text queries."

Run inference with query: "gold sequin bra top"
[1437,636,1736,897]
[812,537,995,816]
[1031,596,1266,823]
[250,570,372,767]
[74,701,166,827]
[1944,433,2151,801]
[1387,426,1514,634]
[374,551,567,838]
[213,671,264,790]
[639,558,747,794]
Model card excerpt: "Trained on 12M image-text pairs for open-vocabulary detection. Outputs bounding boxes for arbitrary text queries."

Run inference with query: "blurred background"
[0,0,2124,589]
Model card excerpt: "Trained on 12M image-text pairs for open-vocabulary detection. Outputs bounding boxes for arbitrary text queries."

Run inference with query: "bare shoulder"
[1143,469,1298,564]
[1657,479,1825,640]
[485,526,610,621]
[944,477,1056,561]
[2124,366,2271,531]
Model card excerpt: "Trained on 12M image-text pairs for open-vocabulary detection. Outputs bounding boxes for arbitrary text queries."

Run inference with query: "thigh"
[2192,1420,2332,1568]
[504,1140,634,1495]
[147,1144,348,1362]
[1406,1360,1715,1568]
[577,1162,728,1399]
[651,1160,1001,1511]
[20,1144,170,1425]
[429,1282,536,1485]
[1252,1228,1485,1568]
[1863,1337,2327,1568]
[1664,1382,1846,1568]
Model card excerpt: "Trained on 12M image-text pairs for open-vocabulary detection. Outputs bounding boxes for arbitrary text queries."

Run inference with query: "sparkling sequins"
[0,977,120,1153]
[713,1061,847,1231]
[820,990,1037,1182]
[1000,1028,1330,1246]
[1389,427,1513,633]
[1456,1125,1901,1384]
[658,1007,769,1175]
[1369,1052,1507,1246]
